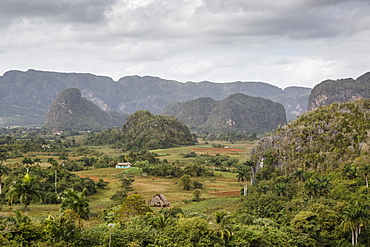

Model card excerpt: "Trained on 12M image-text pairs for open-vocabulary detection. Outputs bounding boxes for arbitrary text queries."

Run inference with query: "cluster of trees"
[202,132,258,142]
[140,162,214,178]
[83,128,123,146]
[0,191,303,246]
[0,132,78,162]
[0,159,100,208]
[0,187,91,246]
[234,163,370,246]
[194,154,239,172]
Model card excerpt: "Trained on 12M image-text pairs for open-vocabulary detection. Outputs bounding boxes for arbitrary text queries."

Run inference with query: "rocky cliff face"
[308,72,370,111]
[0,69,310,127]
[164,97,217,128]
[44,88,124,130]
[162,93,287,134]
[281,87,312,119]
[251,98,370,173]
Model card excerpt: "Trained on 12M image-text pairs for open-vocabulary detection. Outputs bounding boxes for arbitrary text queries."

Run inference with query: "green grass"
[181,197,241,215]
[70,166,243,213]
[151,140,255,163]
[1,140,252,219]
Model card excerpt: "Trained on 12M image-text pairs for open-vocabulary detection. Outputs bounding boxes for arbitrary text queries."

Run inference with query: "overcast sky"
[1,0,369,89]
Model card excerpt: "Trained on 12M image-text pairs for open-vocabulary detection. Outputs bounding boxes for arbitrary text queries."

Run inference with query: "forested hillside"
[252,99,370,173]
[120,111,196,150]
[162,93,287,134]
[162,97,217,128]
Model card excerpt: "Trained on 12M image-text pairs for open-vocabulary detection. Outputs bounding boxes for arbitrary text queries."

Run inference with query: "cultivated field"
[1,140,257,219]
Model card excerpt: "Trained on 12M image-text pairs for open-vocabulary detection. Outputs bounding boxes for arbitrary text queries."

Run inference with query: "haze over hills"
[161,93,287,134]
[0,69,310,127]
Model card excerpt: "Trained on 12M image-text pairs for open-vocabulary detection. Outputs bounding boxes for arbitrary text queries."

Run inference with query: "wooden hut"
[148,193,170,207]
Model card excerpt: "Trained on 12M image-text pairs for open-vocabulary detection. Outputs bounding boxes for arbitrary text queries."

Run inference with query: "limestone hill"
[43,88,124,130]
[120,110,196,150]
[308,72,370,111]
[252,99,370,173]
[161,93,287,134]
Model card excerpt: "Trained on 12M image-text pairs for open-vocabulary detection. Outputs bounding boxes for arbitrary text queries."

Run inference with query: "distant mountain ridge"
[0,69,310,127]
[308,72,370,111]
[161,93,287,134]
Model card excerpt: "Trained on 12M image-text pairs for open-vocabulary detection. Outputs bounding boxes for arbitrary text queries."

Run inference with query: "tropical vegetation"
[0,98,370,246]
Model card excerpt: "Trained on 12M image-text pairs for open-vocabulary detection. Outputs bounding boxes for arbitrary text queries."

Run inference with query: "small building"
[148,193,170,208]
[115,162,132,168]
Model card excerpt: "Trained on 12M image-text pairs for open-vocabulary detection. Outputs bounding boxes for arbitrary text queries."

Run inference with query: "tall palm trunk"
[243,182,248,196]
[366,175,368,188]
[351,229,355,246]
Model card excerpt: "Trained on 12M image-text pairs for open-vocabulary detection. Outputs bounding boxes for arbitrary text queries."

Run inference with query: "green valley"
[0,98,370,246]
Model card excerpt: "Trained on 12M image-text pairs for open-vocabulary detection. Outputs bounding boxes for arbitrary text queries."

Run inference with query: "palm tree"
[236,165,251,196]
[275,182,287,197]
[60,188,90,225]
[33,157,41,166]
[214,211,228,224]
[213,211,233,244]
[244,160,256,185]
[21,157,34,173]
[7,173,42,212]
[0,152,10,195]
[316,176,332,197]
[360,164,370,188]
[304,178,319,199]
[6,209,31,225]
[2,209,31,234]
[304,176,331,199]
[342,164,357,181]
[48,157,59,194]
[341,200,370,246]
[292,168,307,184]
[151,214,172,231]
[58,152,69,166]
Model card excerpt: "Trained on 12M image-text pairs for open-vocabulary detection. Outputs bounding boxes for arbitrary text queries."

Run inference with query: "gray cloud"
[0,0,369,88]
[0,0,115,28]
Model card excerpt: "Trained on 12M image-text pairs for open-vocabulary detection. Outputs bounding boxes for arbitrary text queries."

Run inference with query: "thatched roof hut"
[148,193,170,207]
